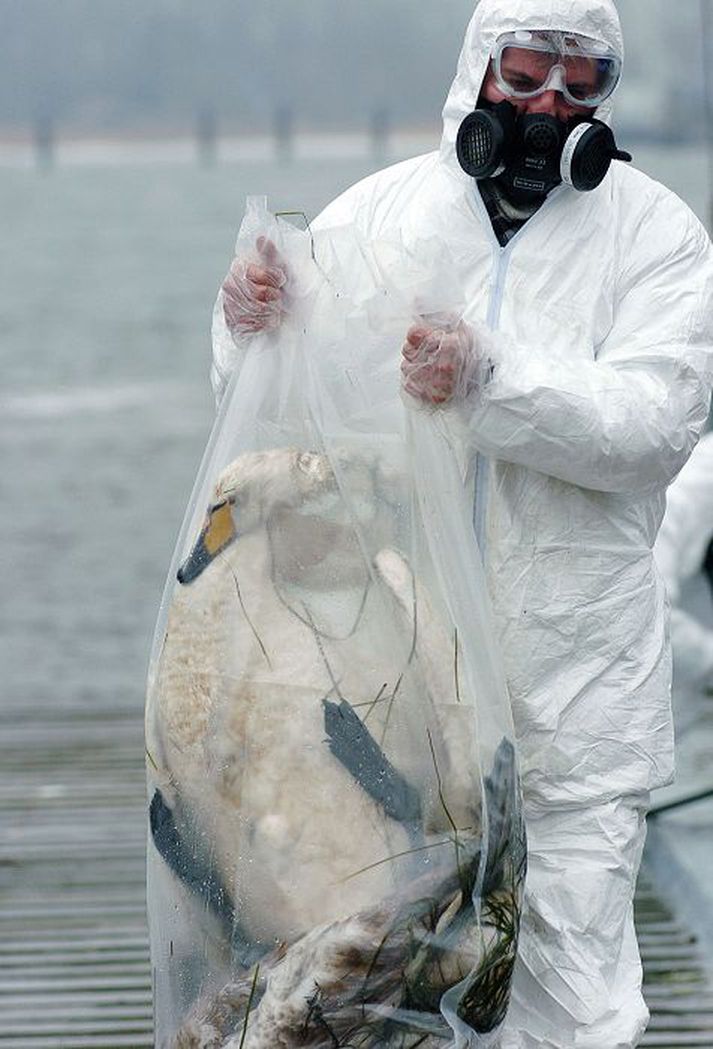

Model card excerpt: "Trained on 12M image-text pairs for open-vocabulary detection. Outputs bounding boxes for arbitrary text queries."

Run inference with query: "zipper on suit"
[473,232,512,560]
[469,181,565,560]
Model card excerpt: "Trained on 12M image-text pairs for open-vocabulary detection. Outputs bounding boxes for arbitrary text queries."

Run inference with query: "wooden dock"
[0,705,151,1048]
[1,701,712,1048]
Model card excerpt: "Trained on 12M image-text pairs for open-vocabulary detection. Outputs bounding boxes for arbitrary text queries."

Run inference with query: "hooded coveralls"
[212,1,713,1044]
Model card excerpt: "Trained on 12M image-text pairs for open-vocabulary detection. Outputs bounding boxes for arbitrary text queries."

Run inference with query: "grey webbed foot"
[149,790,264,966]
[323,698,422,826]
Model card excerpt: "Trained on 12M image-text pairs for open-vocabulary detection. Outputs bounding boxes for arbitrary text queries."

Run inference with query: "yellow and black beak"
[177,500,237,585]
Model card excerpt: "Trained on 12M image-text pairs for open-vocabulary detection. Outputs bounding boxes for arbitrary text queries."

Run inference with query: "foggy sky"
[0,1,708,139]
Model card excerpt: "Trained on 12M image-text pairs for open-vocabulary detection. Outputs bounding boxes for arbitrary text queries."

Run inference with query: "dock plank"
[0,707,152,1047]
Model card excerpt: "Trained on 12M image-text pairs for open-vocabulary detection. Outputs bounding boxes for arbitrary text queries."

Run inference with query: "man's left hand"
[400,321,478,406]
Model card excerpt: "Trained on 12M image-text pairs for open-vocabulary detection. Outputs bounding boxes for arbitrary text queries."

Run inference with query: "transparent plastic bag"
[145,198,526,1048]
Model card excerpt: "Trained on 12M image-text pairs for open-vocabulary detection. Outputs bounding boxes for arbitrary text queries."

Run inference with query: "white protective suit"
[211,2,713,1045]
[654,431,713,685]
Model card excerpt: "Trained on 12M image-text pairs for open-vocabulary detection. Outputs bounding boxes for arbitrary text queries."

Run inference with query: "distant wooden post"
[274,106,294,162]
[370,107,390,163]
[196,106,218,166]
[35,113,54,171]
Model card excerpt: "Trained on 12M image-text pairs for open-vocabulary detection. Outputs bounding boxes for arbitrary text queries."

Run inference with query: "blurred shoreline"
[2,126,707,170]
[0,128,441,169]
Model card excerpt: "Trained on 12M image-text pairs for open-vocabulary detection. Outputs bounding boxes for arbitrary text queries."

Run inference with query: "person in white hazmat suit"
[214,0,713,1045]
[654,431,713,687]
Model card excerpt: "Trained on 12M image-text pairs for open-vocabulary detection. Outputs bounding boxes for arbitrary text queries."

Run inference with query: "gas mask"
[456,100,632,205]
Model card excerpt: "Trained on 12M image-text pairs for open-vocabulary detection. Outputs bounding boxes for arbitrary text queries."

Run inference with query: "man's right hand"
[222,237,288,337]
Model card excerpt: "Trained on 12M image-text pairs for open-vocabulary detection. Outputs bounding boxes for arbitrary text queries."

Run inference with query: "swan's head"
[177,449,335,585]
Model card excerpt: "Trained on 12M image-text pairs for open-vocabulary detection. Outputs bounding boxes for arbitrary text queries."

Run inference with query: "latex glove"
[401,321,480,407]
[222,237,288,338]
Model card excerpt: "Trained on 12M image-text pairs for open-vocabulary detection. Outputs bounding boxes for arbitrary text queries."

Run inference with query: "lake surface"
[1,142,711,714]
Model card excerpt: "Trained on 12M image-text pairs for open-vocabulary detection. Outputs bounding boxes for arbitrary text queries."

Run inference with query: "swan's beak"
[177,501,236,585]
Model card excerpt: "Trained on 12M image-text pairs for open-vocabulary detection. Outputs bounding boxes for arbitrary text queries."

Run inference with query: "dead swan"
[146,447,504,1046]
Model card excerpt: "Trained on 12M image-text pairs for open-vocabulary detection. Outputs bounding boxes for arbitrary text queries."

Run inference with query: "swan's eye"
[297,453,317,475]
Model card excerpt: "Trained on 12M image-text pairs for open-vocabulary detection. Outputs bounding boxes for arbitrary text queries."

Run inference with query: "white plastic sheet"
[145,199,525,1048]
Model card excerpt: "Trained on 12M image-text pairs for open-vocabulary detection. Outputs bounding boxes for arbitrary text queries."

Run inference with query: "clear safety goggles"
[491,30,621,108]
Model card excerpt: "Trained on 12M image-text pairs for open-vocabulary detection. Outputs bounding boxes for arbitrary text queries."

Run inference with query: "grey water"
[1,144,711,715]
